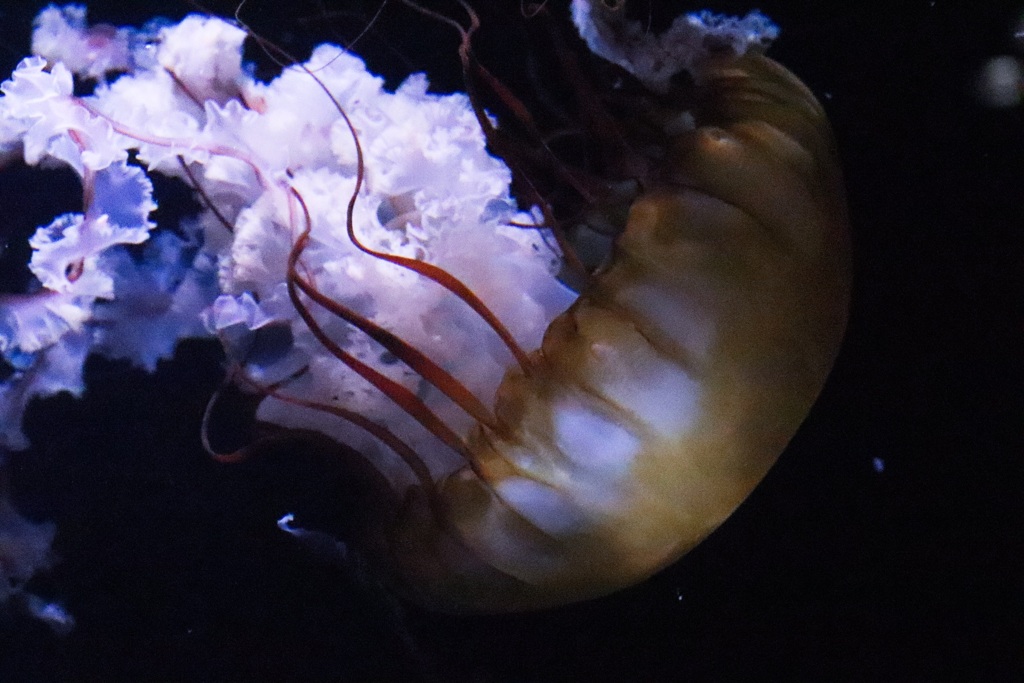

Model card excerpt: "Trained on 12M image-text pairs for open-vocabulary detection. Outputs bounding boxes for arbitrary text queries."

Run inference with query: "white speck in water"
[872,457,885,473]
[24,595,75,636]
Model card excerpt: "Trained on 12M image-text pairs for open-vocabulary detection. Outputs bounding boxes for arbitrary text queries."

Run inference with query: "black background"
[0,0,1021,680]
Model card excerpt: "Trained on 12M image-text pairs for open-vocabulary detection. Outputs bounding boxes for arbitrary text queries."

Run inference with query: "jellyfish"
[0,1,848,614]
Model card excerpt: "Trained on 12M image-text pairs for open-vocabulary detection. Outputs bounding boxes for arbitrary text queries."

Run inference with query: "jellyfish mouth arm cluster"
[0,3,849,614]
[0,4,572,614]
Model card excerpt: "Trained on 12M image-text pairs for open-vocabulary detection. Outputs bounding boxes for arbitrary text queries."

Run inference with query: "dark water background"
[0,1,1021,680]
